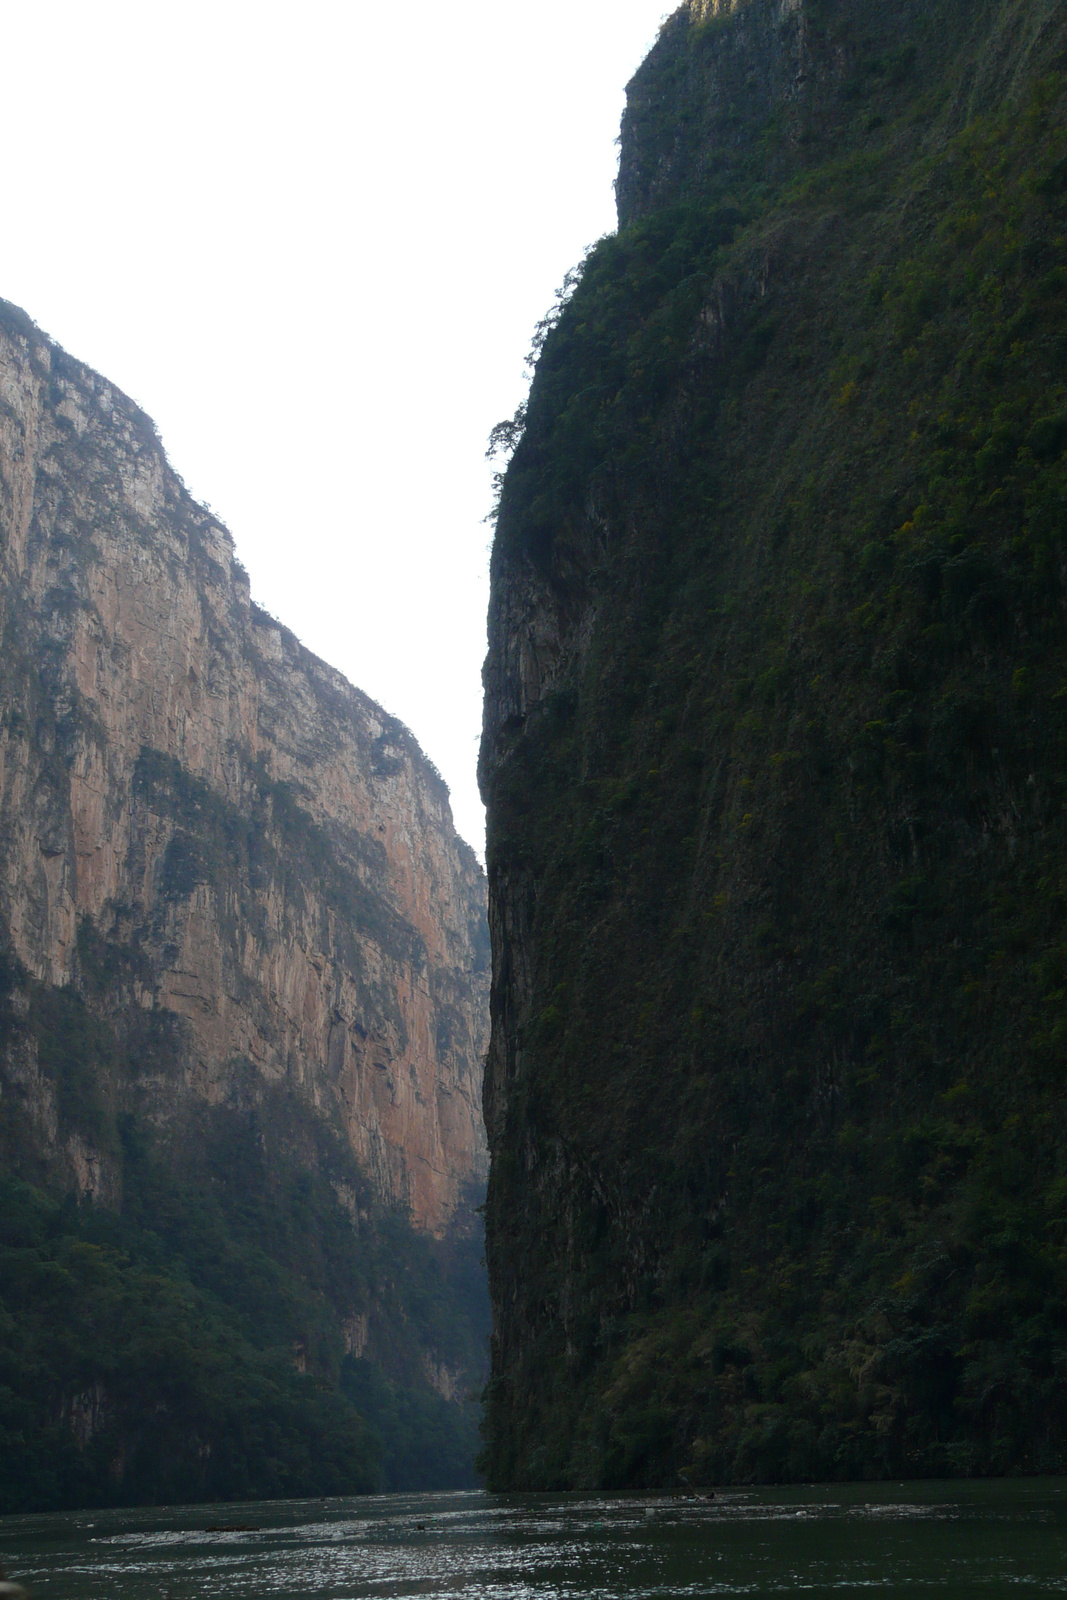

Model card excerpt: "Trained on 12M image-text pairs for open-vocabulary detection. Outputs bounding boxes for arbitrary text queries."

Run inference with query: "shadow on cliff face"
[480,0,1067,1491]
[0,281,492,1509]
[0,945,489,1511]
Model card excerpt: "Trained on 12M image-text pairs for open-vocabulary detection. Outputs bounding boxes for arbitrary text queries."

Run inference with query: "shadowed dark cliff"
[481,0,1067,1489]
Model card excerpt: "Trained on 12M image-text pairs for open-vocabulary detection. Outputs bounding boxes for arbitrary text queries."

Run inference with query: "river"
[2,1478,1066,1597]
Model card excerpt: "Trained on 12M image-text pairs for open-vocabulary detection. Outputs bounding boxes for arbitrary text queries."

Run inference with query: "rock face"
[481,0,1067,1489]
[0,298,488,1232]
[616,0,813,226]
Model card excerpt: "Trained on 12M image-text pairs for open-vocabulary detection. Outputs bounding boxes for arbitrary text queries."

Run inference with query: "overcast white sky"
[2,1,669,855]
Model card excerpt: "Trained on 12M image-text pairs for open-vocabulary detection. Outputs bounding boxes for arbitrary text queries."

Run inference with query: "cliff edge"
[0,301,487,1230]
[0,302,489,1508]
[482,0,1067,1488]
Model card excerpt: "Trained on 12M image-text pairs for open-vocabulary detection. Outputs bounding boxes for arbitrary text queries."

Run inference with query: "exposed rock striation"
[0,300,487,1234]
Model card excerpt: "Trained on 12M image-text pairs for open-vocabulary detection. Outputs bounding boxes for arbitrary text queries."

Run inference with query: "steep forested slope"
[481,0,1067,1489]
[0,1130,487,1510]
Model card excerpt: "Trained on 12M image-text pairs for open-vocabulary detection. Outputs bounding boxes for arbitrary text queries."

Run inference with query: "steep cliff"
[482,0,1067,1488]
[0,301,489,1508]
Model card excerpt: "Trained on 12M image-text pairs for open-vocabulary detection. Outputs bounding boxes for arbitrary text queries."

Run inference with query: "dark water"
[3,1479,1067,1598]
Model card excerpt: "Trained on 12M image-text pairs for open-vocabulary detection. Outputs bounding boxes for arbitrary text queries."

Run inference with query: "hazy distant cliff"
[0,300,489,1509]
[0,300,487,1228]
[482,0,1067,1489]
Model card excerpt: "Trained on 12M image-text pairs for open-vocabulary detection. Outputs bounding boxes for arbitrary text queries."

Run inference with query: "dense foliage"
[0,956,487,1511]
[0,1175,379,1512]
[483,0,1067,1488]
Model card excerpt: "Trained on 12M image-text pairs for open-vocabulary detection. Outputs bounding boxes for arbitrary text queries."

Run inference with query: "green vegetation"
[0,1136,486,1510]
[482,0,1067,1489]
[0,1175,379,1513]
[0,956,487,1511]
[0,297,490,1510]
[341,1356,482,1492]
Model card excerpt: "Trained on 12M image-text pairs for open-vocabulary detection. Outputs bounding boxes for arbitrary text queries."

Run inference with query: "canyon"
[481,0,1067,1488]
[0,297,489,1507]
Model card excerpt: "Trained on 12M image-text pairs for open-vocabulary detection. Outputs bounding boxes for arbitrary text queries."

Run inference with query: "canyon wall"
[0,298,487,1232]
[481,0,1067,1489]
[0,300,490,1507]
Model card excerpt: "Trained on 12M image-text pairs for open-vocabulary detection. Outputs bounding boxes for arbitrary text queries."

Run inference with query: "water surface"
[3,1478,1066,1597]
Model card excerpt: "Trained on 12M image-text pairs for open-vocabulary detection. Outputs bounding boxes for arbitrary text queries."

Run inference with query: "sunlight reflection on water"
[2,1479,1067,1598]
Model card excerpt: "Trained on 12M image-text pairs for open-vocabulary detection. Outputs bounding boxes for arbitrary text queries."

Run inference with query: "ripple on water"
[2,1481,1067,1598]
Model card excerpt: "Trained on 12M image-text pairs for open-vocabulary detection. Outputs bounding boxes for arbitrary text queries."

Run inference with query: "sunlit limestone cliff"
[0,300,489,1509]
[482,0,1067,1489]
